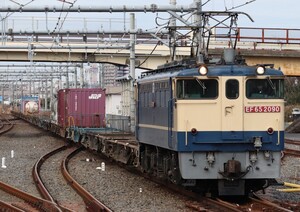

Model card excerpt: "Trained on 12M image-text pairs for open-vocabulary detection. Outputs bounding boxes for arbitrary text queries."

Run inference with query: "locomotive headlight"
[256,66,265,75]
[198,65,208,75]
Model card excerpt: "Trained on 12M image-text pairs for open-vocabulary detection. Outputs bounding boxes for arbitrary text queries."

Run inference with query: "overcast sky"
[1,0,299,30]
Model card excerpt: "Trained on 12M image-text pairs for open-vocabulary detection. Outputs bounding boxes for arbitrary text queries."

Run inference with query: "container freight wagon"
[57,88,105,128]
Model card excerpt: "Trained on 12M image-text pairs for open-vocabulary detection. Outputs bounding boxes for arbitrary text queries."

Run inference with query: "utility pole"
[80,64,84,88]
[11,83,14,110]
[29,76,32,96]
[193,0,204,62]
[129,13,136,133]
[45,80,48,110]
[66,66,69,89]
[50,72,54,112]
[98,64,102,88]
[169,0,177,61]
[74,66,78,88]
[1,85,4,113]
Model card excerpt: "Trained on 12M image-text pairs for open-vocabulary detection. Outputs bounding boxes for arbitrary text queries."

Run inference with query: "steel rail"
[207,198,241,212]
[283,148,300,157]
[0,200,24,211]
[61,147,112,212]
[0,180,60,212]
[130,164,243,212]
[216,195,293,212]
[32,145,72,212]
[250,194,293,212]
[285,139,300,145]
[0,115,14,135]
[0,120,3,131]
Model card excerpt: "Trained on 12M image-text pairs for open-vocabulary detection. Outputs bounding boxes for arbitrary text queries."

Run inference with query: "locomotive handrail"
[185,120,188,146]
[277,118,280,146]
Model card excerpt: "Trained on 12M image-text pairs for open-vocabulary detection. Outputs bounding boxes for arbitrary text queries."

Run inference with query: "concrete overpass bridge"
[1,26,300,76]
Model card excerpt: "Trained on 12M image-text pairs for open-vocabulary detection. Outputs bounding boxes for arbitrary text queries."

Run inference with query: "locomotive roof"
[138,64,284,82]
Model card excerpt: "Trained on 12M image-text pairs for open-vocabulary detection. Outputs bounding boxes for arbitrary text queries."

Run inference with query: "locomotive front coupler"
[219,159,252,181]
[253,136,263,150]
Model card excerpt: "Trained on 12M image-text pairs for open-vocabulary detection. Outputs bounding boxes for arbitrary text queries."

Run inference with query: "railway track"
[137,167,291,211]
[284,148,300,157]
[184,193,292,212]
[1,113,297,211]
[285,139,300,145]
[2,115,198,211]
[244,194,293,212]
[62,147,112,212]
[0,180,59,211]
[0,115,53,211]
[0,114,14,135]
[33,144,112,212]
[215,195,292,212]
[284,138,300,157]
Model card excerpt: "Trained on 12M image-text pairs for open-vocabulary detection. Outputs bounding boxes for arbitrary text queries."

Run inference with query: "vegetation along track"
[33,143,112,212]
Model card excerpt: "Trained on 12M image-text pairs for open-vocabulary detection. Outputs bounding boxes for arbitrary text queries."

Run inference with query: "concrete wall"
[106,94,122,115]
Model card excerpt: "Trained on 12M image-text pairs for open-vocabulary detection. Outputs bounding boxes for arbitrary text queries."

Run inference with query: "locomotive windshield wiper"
[195,78,206,90]
[267,76,275,90]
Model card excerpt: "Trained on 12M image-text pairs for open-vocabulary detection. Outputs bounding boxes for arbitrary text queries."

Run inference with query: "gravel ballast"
[1,118,300,211]
[0,119,194,211]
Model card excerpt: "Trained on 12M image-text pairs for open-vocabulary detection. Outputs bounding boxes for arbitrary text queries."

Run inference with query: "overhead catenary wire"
[226,0,256,11]
[137,41,159,68]
[1,0,36,45]
[1,0,36,21]
[50,0,78,50]
[8,0,24,7]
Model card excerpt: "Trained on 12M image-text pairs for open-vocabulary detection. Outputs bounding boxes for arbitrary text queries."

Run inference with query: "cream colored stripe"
[138,123,170,131]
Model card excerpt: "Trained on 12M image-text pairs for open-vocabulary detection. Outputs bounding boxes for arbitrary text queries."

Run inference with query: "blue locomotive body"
[137,60,285,195]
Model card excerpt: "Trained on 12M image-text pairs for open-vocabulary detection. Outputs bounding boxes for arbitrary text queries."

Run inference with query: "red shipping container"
[57,88,105,128]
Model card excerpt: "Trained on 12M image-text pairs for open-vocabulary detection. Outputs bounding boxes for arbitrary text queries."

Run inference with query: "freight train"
[13,49,285,196]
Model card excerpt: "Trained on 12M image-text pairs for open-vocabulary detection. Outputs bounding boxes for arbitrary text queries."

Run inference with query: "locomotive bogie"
[140,143,182,184]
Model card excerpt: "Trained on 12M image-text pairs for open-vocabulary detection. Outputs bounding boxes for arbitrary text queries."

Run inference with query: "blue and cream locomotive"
[137,49,284,195]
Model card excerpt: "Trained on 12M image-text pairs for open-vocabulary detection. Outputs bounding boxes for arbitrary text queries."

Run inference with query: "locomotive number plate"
[244,106,281,113]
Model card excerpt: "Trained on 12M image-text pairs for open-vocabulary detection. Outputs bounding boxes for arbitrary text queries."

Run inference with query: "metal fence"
[106,114,130,132]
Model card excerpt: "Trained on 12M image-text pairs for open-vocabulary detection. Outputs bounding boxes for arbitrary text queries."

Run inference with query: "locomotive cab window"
[246,78,284,99]
[176,79,218,99]
[226,79,239,99]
